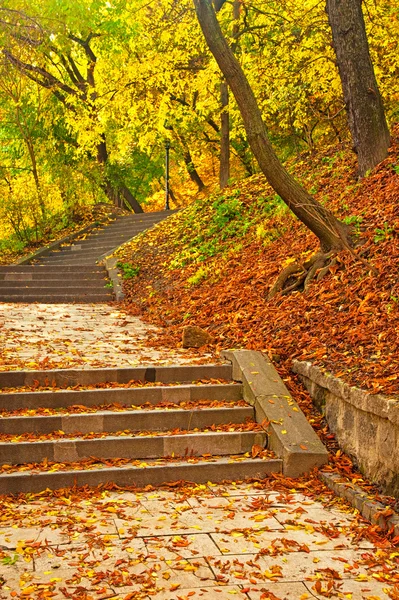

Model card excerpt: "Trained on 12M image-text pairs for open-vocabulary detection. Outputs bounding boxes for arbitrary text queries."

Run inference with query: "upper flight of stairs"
[0,363,280,494]
[0,211,172,304]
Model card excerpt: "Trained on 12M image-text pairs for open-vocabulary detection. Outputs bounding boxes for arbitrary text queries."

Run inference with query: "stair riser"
[89,223,164,234]
[0,431,266,465]
[0,281,108,288]
[71,230,152,242]
[0,458,281,495]
[0,295,114,303]
[36,259,103,265]
[0,407,253,435]
[62,244,122,253]
[46,250,112,258]
[0,267,107,274]
[0,365,233,389]
[0,383,242,411]
[0,286,110,294]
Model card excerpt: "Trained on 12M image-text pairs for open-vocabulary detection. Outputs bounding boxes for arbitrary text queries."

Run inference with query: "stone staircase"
[0,211,171,303]
[0,362,282,495]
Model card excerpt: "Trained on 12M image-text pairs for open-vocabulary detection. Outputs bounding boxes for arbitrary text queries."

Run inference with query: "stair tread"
[0,454,281,495]
[0,426,263,444]
[0,453,278,477]
[1,286,109,291]
[0,377,234,393]
[0,364,233,388]
[0,398,247,416]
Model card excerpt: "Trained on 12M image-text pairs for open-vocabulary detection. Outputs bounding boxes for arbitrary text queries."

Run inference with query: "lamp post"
[164,139,171,210]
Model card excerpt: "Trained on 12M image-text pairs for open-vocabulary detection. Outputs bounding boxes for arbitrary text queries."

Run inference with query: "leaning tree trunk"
[219,80,230,188]
[326,0,390,177]
[182,146,206,191]
[193,0,349,252]
[97,138,143,213]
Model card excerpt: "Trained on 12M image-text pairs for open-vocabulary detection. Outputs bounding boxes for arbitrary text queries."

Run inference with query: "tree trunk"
[97,137,143,213]
[231,136,255,176]
[219,80,230,188]
[183,147,206,191]
[326,0,390,177]
[193,0,349,252]
[120,184,144,213]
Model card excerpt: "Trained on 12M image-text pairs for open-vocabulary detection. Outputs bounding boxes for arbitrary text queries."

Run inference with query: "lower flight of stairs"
[0,363,281,495]
[0,211,172,304]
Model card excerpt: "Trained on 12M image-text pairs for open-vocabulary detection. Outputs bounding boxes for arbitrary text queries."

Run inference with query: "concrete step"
[0,293,114,303]
[63,237,145,251]
[71,233,146,245]
[47,248,109,257]
[0,382,242,410]
[0,430,266,465]
[62,244,118,253]
[0,406,254,435]
[0,363,233,388]
[108,211,175,222]
[0,285,110,295]
[0,272,107,282]
[0,456,282,494]
[92,221,164,231]
[0,265,107,273]
[36,258,104,266]
[0,280,108,288]
[79,218,168,235]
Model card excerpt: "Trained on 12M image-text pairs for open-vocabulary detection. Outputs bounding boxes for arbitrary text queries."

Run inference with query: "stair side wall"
[293,360,399,498]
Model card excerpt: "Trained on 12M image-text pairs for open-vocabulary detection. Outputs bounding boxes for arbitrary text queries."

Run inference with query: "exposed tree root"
[267,251,336,300]
[267,237,380,300]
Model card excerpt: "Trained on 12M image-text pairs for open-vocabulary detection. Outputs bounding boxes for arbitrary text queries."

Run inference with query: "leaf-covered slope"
[115,130,399,398]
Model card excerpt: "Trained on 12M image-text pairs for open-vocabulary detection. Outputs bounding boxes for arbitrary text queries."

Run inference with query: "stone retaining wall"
[292,360,399,497]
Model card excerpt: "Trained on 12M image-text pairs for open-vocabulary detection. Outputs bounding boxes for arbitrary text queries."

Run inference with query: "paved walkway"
[0,304,207,371]
[0,480,397,599]
[0,303,398,599]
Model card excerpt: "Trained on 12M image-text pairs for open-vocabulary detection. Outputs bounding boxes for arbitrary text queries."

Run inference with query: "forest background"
[0,0,398,257]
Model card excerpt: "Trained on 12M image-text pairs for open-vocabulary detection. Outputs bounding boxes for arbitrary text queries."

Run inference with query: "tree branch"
[3,49,78,98]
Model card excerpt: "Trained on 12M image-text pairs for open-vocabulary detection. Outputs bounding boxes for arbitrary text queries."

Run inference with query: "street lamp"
[164,139,171,210]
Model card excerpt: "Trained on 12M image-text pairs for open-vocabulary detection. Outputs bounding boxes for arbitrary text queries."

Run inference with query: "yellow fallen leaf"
[20,587,36,595]
[170,583,180,591]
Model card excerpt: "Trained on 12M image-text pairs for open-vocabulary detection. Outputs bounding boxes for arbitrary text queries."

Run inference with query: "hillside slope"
[115,129,399,398]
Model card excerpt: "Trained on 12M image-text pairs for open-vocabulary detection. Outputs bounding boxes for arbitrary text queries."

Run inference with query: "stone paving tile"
[210,527,372,555]
[106,584,249,599]
[140,498,191,517]
[246,581,313,599]
[207,548,379,584]
[185,495,285,533]
[0,526,70,549]
[272,504,357,528]
[182,507,283,534]
[147,584,250,599]
[307,577,395,599]
[144,533,222,560]
[116,514,193,538]
[0,304,210,370]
